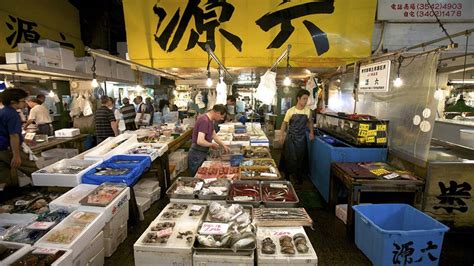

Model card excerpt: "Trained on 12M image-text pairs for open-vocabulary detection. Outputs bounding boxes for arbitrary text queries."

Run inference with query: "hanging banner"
[0,0,84,57]
[377,0,474,21]
[358,60,392,93]
[122,0,377,68]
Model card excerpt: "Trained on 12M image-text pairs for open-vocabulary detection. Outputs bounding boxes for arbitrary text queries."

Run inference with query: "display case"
[316,112,389,147]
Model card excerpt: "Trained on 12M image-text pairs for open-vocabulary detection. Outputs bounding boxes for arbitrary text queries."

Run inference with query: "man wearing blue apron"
[279,89,314,184]
[188,104,230,176]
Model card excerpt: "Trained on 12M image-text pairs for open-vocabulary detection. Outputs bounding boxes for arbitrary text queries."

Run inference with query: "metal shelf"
[0,63,134,83]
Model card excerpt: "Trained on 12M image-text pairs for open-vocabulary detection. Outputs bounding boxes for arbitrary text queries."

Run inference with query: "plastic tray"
[241,158,277,167]
[226,180,262,207]
[126,142,168,161]
[198,179,230,200]
[49,184,98,212]
[240,165,281,180]
[79,182,127,207]
[166,177,202,199]
[261,181,299,208]
[104,155,151,171]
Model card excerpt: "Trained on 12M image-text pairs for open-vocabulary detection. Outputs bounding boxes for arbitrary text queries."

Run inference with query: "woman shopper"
[279,89,314,184]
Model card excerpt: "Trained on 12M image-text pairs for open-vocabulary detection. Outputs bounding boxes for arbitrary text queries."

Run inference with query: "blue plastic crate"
[81,162,143,186]
[353,204,449,266]
[104,155,151,177]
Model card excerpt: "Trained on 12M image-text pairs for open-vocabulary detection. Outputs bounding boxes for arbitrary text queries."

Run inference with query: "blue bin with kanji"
[353,204,449,266]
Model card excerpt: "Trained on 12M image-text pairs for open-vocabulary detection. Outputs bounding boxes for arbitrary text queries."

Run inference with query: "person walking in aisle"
[95,96,119,144]
[120,98,137,131]
[0,88,38,188]
[279,89,314,184]
[24,96,53,135]
[145,97,155,125]
[188,104,230,176]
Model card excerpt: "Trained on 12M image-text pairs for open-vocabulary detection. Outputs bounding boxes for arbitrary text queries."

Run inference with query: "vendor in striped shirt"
[120,98,137,131]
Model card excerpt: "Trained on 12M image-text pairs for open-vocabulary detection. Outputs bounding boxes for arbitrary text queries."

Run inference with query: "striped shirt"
[95,106,116,139]
[120,104,136,124]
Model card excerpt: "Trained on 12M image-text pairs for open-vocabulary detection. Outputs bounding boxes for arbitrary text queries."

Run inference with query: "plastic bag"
[216,78,227,105]
[255,71,277,105]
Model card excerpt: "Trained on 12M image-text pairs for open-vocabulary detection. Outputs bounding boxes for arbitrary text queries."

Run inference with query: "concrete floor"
[105,149,474,265]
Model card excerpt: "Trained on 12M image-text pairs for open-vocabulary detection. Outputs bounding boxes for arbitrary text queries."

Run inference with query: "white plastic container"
[134,186,161,203]
[36,47,61,60]
[75,56,93,74]
[56,47,75,71]
[9,247,73,266]
[55,128,80,137]
[134,249,193,266]
[0,241,32,265]
[49,184,98,211]
[38,39,60,48]
[5,52,39,65]
[336,204,347,224]
[34,210,106,259]
[104,224,127,257]
[136,196,151,221]
[193,251,254,266]
[71,231,104,265]
[126,142,168,161]
[78,187,130,224]
[17,42,40,53]
[256,226,318,266]
[103,201,129,238]
[460,129,474,148]
[134,178,160,193]
[32,159,101,187]
[83,134,138,160]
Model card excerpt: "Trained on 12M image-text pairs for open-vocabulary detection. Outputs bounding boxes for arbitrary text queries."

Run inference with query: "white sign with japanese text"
[378,0,474,21]
[358,60,391,93]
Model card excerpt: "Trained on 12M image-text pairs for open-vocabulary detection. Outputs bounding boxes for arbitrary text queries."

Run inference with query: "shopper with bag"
[188,104,230,176]
[134,96,150,126]
[279,89,314,184]
[95,96,119,144]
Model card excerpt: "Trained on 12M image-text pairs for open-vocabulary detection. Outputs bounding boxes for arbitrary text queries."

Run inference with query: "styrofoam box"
[83,134,138,160]
[72,134,122,160]
[17,42,40,53]
[128,142,169,161]
[10,247,73,266]
[136,196,151,221]
[103,201,129,237]
[39,39,60,48]
[104,223,127,257]
[257,226,318,266]
[72,231,104,266]
[0,213,37,227]
[49,184,98,211]
[0,241,32,265]
[134,249,193,266]
[42,148,79,160]
[134,178,160,193]
[75,57,93,74]
[36,47,61,60]
[136,186,161,203]
[56,47,75,71]
[5,52,40,65]
[35,211,106,259]
[32,159,101,187]
[55,128,80,137]
[78,187,130,224]
[193,251,254,266]
[39,57,61,68]
[336,204,347,224]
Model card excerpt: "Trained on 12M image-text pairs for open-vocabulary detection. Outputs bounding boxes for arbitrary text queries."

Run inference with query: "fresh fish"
[230,232,255,252]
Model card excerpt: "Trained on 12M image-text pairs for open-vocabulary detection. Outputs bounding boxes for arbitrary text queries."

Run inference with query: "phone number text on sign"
[379,0,472,20]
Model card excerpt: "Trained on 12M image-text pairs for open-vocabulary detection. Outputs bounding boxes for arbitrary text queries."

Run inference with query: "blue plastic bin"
[81,162,142,186]
[104,155,151,178]
[353,204,449,266]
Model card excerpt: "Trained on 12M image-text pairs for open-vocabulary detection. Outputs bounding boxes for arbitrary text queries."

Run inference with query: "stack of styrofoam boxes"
[5,43,40,65]
[168,150,188,179]
[35,40,61,69]
[48,184,131,258]
[136,196,151,221]
[134,178,161,205]
[34,209,106,266]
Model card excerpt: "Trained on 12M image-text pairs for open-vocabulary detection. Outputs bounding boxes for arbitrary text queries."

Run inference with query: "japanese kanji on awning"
[122,0,377,69]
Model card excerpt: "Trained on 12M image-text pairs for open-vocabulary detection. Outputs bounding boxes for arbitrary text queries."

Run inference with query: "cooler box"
[353,204,449,266]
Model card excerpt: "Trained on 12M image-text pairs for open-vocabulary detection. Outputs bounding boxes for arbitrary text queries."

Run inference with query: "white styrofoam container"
[336,204,347,224]
[38,39,60,48]
[193,251,254,266]
[17,42,40,53]
[41,148,79,160]
[49,184,98,211]
[0,241,32,265]
[71,231,104,265]
[72,134,121,160]
[39,57,61,68]
[256,226,318,266]
[56,47,75,71]
[10,247,73,266]
[104,223,127,257]
[460,129,474,148]
[0,213,37,227]
[74,56,93,74]
[54,128,80,137]
[103,201,129,237]
[32,159,101,187]
[134,186,161,203]
[78,187,130,224]
[34,211,106,259]
[134,178,160,193]
[36,47,61,60]
[136,196,151,221]
[83,134,138,160]
[5,52,40,65]
[126,142,169,161]
[134,250,192,266]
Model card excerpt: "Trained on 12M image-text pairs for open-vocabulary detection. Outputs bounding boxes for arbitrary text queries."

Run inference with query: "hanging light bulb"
[90,57,99,88]
[48,90,55,97]
[206,77,213,87]
[283,76,291,86]
[135,84,144,91]
[393,76,403,87]
[91,77,99,88]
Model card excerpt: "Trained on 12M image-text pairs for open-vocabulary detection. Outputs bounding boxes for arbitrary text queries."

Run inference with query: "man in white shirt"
[24,96,53,135]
